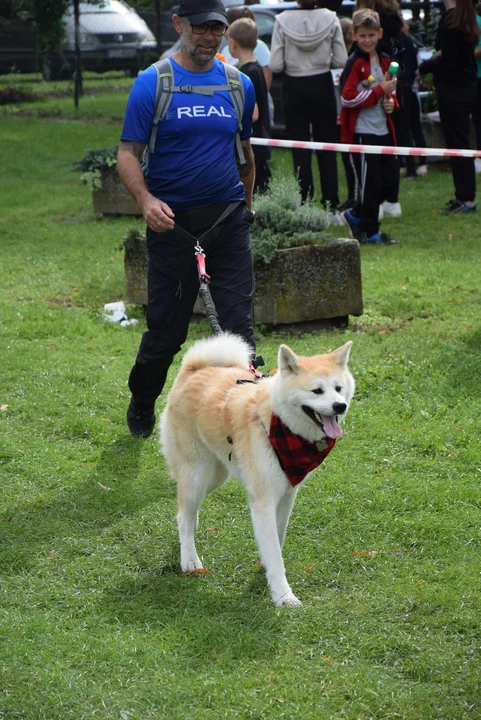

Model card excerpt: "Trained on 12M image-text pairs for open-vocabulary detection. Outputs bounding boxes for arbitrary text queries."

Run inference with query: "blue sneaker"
[364,232,401,246]
[341,209,361,240]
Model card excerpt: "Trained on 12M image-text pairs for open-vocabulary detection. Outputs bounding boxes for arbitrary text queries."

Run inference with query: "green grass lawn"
[1,76,480,719]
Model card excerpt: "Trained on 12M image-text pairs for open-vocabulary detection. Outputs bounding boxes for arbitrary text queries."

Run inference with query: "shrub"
[0,87,38,105]
[73,145,118,190]
[251,172,334,263]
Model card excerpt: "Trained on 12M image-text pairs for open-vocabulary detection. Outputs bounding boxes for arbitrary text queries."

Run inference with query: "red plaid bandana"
[268,414,336,487]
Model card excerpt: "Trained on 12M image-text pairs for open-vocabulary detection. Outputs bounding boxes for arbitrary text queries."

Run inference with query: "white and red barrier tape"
[250,137,481,159]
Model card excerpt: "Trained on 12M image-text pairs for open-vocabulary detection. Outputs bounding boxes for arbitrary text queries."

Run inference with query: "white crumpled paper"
[102,301,138,327]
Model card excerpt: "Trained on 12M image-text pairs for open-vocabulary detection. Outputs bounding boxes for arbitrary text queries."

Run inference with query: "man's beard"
[182,34,219,68]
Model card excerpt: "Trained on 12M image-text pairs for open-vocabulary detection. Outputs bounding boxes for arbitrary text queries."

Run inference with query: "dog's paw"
[273,591,302,607]
[181,557,204,573]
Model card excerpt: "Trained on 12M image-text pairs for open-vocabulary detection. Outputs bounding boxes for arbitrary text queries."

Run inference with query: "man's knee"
[136,330,181,366]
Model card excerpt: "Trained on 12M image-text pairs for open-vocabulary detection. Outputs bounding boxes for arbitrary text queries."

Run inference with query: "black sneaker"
[127,396,156,438]
[440,200,476,215]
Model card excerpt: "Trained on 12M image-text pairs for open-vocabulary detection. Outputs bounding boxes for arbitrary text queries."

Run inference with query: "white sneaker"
[382,201,402,218]
[475,158,481,174]
[417,164,428,176]
[329,210,345,226]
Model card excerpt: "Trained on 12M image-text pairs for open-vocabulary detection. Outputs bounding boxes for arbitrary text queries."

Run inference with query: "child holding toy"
[340,8,401,245]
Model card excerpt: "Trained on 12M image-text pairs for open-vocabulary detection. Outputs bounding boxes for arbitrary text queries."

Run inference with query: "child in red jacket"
[340,9,401,245]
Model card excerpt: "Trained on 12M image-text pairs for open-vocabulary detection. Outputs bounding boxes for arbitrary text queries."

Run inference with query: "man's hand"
[382,96,395,114]
[380,74,397,95]
[140,194,175,233]
[117,141,175,233]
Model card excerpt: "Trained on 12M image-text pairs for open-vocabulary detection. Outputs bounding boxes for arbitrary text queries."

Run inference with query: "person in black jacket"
[396,23,422,178]
[419,0,479,214]
[402,20,428,177]
[269,0,348,216]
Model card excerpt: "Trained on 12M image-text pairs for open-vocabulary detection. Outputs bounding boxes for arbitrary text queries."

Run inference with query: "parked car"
[0,0,157,80]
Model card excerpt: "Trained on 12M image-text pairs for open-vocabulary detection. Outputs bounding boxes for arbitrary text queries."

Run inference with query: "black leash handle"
[198,282,222,335]
[194,242,222,335]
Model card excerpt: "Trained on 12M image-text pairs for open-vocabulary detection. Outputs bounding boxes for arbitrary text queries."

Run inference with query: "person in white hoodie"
[269,0,347,216]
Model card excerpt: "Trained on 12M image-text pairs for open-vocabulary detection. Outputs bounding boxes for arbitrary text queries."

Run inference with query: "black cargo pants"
[128,201,256,403]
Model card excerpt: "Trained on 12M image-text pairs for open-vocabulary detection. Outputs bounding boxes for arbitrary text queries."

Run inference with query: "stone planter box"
[124,233,149,306]
[253,240,363,324]
[124,235,363,325]
[92,168,142,217]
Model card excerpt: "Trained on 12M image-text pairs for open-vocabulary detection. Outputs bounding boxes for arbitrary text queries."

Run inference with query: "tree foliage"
[31,0,70,50]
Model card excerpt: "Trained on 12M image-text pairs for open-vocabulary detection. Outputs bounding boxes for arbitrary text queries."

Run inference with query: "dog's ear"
[278,344,299,375]
[330,340,353,368]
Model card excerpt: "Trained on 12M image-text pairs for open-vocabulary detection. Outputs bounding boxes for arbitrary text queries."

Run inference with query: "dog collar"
[267,414,336,487]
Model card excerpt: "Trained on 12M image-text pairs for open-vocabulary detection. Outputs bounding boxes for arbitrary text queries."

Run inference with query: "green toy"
[387,61,400,79]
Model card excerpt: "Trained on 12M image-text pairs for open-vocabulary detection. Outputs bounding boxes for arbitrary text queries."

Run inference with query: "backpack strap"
[141,57,174,173]
[171,83,228,95]
[222,63,246,164]
[142,58,247,173]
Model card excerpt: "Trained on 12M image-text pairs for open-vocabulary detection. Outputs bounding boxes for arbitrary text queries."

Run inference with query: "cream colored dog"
[160,333,355,606]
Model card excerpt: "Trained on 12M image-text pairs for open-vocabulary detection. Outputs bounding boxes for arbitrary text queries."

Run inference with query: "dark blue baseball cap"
[177,0,228,26]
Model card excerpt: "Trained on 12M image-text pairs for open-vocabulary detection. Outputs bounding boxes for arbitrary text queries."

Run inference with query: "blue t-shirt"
[120,57,255,211]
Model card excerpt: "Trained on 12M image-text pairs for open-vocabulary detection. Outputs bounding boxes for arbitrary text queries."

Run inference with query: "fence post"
[73,0,82,108]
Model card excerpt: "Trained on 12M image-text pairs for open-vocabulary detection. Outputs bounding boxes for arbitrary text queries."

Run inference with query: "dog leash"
[171,205,265,379]
[172,202,240,336]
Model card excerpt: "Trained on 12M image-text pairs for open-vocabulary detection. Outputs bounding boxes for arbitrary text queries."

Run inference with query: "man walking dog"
[117,0,257,438]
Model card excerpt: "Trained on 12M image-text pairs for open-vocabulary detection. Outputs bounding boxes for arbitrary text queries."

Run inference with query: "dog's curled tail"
[181,332,253,372]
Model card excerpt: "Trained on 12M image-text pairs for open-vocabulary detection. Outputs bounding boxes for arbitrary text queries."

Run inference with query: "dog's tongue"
[321,415,343,439]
